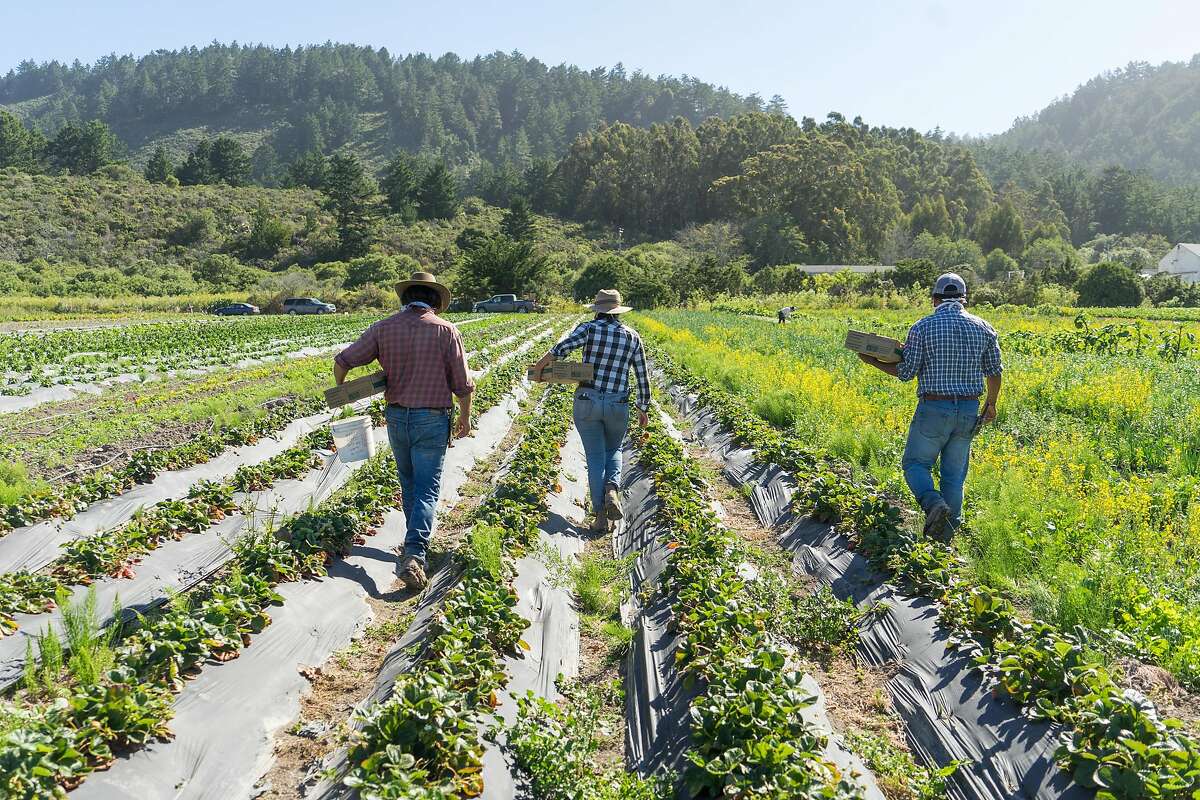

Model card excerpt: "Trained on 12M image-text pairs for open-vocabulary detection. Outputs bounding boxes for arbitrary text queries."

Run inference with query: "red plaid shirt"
[335,307,473,408]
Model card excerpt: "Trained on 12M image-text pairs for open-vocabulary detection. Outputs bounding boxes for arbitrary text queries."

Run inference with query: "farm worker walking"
[857,273,1002,541]
[333,271,473,590]
[531,289,651,532]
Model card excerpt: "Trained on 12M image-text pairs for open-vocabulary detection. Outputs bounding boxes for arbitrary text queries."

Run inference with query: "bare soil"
[1117,657,1200,733]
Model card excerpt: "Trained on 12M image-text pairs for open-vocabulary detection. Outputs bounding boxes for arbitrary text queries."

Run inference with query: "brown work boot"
[588,508,608,533]
[604,484,624,521]
[397,555,428,590]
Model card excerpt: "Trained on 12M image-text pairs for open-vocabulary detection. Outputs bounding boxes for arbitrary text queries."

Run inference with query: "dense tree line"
[0,43,770,169]
[969,141,1200,246]
[993,56,1200,184]
[553,113,994,262]
[0,112,122,174]
[552,111,1200,272]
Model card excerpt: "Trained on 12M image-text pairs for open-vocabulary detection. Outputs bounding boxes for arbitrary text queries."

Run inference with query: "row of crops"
[0,313,568,797]
[635,309,1200,798]
[0,314,542,534]
[11,299,1192,799]
[0,306,896,799]
[0,311,484,395]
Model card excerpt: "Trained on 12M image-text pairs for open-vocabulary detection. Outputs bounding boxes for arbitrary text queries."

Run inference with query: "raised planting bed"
[623,408,883,799]
[314,383,578,798]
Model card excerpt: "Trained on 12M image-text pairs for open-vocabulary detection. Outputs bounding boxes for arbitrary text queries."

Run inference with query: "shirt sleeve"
[895,323,923,383]
[445,328,474,398]
[335,323,379,370]
[631,337,651,412]
[550,322,590,358]
[982,327,1003,377]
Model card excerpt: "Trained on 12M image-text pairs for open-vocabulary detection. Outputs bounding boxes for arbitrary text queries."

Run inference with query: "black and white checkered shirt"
[551,317,651,411]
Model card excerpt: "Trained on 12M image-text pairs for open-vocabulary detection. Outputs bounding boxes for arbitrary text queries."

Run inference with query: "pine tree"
[977,198,1026,256]
[417,162,458,220]
[324,153,378,259]
[380,152,419,220]
[501,196,535,241]
[143,146,173,183]
[176,140,216,185]
[284,150,329,190]
[47,120,120,175]
[209,136,250,186]
[0,111,45,172]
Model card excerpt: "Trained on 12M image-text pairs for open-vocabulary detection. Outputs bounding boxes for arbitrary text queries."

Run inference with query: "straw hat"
[589,288,632,314]
[395,271,452,310]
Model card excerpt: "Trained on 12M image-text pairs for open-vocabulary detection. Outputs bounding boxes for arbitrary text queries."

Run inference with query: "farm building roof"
[791,264,895,274]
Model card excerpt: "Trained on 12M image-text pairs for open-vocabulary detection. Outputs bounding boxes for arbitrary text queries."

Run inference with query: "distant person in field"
[857,273,1002,541]
[531,289,651,533]
[333,271,473,590]
[777,306,795,324]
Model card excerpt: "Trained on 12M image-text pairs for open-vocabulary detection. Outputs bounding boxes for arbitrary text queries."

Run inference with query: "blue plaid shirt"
[551,317,651,411]
[897,301,1002,397]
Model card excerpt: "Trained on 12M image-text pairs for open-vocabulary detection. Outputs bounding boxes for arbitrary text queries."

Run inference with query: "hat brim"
[589,303,632,314]
[395,280,452,310]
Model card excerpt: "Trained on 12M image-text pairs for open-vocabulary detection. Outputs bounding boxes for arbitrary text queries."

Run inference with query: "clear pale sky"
[3,0,1198,135]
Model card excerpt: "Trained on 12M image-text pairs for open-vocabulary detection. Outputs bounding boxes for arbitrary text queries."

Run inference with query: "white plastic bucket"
[330,415,376,463]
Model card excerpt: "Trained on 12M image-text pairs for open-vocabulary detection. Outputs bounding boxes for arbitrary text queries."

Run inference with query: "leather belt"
[921,393,980,402]
[387,404,451,412]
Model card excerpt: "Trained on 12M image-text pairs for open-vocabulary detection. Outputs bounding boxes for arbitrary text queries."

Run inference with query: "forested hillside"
[3,42,1200,310]
[0,43,772,177]
[994,55,1200,184]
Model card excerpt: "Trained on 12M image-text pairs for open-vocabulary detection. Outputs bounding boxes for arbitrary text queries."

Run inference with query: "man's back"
[897,301,1001,397]
[335,307,472,408]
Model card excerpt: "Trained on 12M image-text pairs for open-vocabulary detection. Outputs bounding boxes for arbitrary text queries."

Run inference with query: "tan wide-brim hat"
[590,288,632,314]
[395,271,452,310]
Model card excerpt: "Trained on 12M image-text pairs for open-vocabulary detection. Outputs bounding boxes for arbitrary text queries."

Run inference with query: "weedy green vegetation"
[637,309,1200,688]
[639,336,1200,799]
[509,679,664,800]
[843,731,957,800]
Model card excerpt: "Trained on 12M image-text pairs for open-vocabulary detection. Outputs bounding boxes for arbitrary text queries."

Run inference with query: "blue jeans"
[901,399,978,530]
[384,406,451,563]
[573,389,629,514]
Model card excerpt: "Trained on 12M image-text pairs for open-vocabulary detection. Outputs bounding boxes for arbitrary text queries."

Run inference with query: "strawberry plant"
[633,413,864,799]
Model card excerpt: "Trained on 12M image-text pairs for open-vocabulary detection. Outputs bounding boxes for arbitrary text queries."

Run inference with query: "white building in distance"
[1157,244,1200,283]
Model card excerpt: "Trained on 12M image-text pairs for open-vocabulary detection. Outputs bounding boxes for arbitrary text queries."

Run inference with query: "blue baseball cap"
[933,272,967,298]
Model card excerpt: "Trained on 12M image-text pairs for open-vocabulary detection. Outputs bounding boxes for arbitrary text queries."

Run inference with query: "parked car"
[282,297,336,315]
[471,294,544,313]
[213,303,260,316]
[446,298,475,313]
